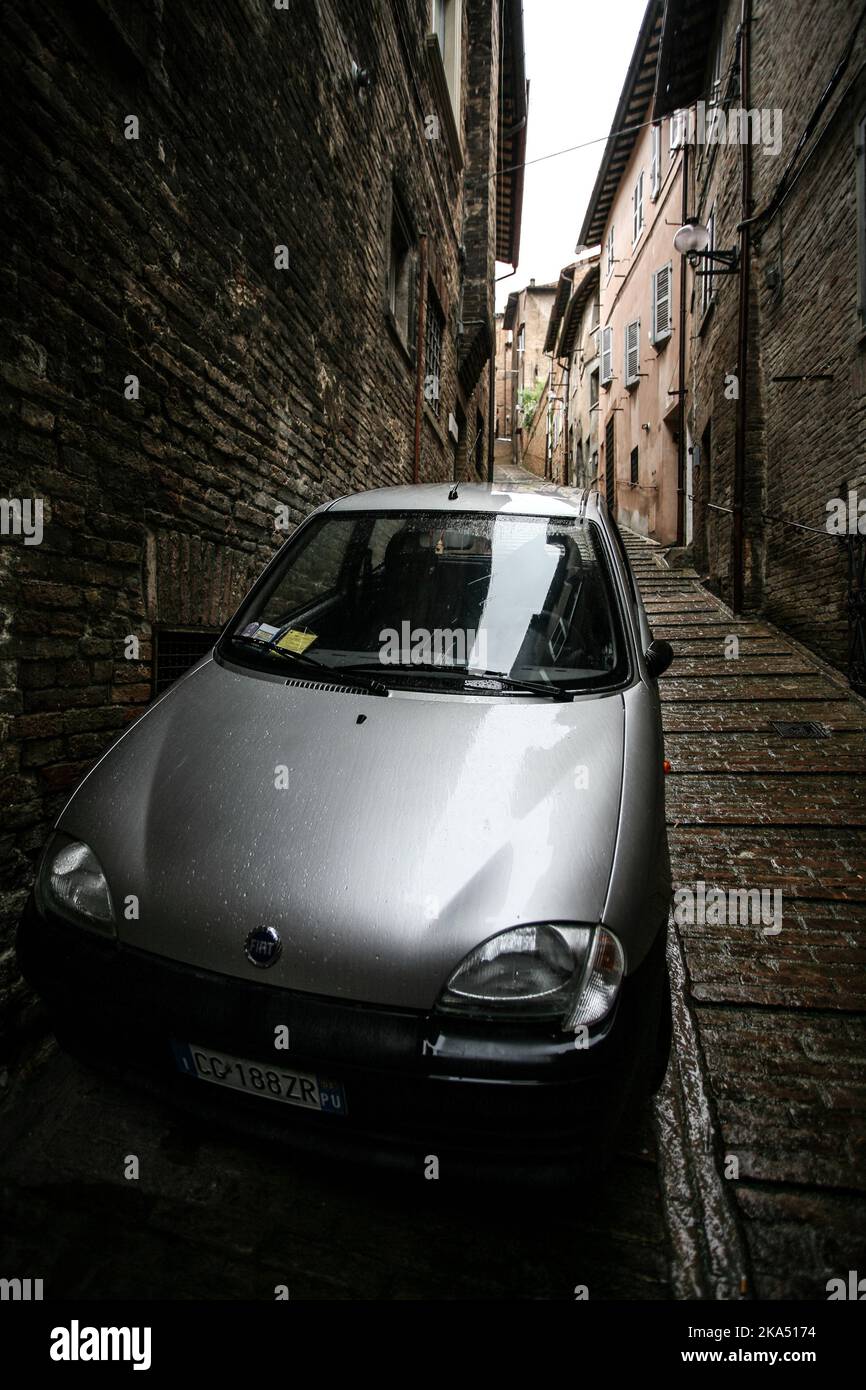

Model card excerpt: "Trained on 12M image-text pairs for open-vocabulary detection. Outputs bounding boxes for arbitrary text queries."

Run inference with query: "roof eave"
[577,0,663,249]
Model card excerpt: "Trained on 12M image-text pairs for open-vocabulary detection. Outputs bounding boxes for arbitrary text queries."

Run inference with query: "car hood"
[57,658,626,1010]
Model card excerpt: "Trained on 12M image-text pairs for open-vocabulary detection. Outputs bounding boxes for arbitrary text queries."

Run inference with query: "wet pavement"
[1,475,863,1300]
[625,527,866,1300]
[0,1039,671,1300]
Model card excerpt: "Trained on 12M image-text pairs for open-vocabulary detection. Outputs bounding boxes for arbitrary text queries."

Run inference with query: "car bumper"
[17,897,665,1180]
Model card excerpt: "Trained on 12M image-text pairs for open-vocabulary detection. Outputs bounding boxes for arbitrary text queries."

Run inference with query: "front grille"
[284,677,360,695]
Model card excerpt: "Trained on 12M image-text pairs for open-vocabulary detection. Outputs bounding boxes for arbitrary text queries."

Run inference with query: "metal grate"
[769,720,831,739]
[424,284,443,418]
[154,629,219,695]
[285,676,360,696]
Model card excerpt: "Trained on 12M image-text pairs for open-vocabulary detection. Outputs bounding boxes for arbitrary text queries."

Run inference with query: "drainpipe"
[487,334,496,482]
[561,359,570,485]
[676,139,689,545]
[732,0,753,614]
[412,233,428,485]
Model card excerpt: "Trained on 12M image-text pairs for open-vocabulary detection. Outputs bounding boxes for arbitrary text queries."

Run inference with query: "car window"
[259,517,354,621]
[226,510,630,691]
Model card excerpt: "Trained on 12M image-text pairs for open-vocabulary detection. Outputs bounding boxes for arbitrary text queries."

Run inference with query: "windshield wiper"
[229,636,390,696]
[343,660,573,701]
[462,669,574,701]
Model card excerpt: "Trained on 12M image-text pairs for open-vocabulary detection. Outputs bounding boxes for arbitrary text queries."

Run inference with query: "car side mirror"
[645,639,674,679]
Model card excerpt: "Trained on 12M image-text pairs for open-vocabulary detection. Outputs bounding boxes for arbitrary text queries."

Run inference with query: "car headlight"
[36,833,115,934]
[436,923,624,1029]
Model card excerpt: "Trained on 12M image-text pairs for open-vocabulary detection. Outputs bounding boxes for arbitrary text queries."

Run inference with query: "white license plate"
[172,1041,347,1115]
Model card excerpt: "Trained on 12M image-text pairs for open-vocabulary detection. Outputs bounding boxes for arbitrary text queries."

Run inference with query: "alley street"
[1,472,862,1301]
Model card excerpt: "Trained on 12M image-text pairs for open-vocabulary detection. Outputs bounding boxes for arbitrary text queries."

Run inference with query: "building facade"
[654,0,866,674]
[493,311,515,440]
[501,279,557,471]
[578,0,684,543]
[544,257,601,488]
[0,0,526,1038]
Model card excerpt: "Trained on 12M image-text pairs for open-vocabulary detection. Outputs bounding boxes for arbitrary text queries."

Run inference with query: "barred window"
[387,189,415,349]
[425,286,444,417]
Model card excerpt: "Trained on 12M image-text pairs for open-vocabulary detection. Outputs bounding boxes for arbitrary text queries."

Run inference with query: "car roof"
[326,482,606,522]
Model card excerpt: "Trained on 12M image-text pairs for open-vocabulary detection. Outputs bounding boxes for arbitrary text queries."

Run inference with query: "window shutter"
[650,126,660,198]
[625,320,639,385]
[633,173,645,242]
[601,326,613,383]
[653,263,672,341]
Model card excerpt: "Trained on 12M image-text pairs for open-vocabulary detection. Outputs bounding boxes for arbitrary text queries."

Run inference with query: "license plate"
[171,1041,347,1116]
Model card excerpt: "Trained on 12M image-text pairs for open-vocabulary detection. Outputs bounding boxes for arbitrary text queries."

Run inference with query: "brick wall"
[687,0,866,662]
[0,0,503,1041]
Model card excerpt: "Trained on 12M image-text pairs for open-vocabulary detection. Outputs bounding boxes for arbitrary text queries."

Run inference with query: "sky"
[496,0,649,310]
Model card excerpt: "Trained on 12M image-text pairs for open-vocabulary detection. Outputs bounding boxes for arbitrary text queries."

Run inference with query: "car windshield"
[222,509,629,691]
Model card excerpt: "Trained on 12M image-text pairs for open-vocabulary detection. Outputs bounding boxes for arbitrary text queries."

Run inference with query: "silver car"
[20,481,674,1178]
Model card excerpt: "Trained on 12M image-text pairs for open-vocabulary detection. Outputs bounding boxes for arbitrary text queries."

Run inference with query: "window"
[701,208,716,316]
[605,225,615,281]
[630,446,639,486]
[651,262,673,343]
[431,0,462,123]
[432,0,446,50]
[709,31,723,106]
[670,109,688,155]
[425,285,444,417]
[387,190,415,348]
[517,323,525,354]
[650,124,661,199]
[590,368,599,411]
[552,404,561,451]
[624,320,640,387]
[600,325,613,385]
[632,172,645,245]
[858,113,866,329]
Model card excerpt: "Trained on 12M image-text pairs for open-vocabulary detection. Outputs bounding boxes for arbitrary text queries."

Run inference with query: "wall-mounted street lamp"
[351,60,372,101]
[673,218,739,274]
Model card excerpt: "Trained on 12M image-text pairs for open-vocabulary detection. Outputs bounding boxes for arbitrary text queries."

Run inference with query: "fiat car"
[19,481,674,1178]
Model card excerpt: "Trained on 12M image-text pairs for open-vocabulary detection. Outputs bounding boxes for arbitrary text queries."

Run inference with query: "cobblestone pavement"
[624,527,866,1300]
